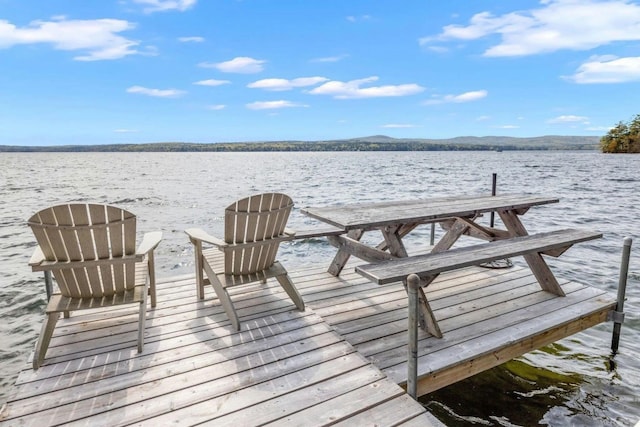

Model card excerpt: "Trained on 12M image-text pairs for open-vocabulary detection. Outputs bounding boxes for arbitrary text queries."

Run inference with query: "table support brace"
[403,274,442,337]
[498,210,565,296]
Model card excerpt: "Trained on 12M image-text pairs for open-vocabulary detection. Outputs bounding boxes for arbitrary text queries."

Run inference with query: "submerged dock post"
[611,237,632,354]
[407,274,420,399]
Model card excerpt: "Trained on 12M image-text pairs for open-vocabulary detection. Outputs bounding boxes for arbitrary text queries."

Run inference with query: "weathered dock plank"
[290,264,615,397]
[1,270,439,426]
[1,259,615,426]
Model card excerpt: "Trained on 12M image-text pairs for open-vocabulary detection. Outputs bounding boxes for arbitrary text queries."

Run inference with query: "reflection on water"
[424,361,580,426]
[424,345,638,426]
[1,151,639,425]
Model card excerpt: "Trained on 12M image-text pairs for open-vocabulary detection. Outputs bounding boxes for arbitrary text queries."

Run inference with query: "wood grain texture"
[3,254,614,426]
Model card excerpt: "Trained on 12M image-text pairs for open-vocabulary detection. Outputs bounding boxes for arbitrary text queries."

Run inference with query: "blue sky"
[2,0,640,146]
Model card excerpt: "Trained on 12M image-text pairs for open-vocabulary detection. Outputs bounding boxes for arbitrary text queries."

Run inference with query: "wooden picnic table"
[301,193,562,292]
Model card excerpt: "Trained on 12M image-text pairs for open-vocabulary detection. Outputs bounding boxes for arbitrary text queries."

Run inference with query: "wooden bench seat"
[355,228,602,337]
[287,225,346,240]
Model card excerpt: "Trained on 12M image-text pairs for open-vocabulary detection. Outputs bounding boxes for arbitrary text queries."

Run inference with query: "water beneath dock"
[1,150,639,425]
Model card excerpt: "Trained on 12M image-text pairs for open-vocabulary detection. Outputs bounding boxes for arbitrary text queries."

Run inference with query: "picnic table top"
[301,194,559,231]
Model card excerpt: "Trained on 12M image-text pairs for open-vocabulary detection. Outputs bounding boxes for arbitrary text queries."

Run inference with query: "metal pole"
[490,173,497,228]
[430,223,435,246]
[611,237,632,354]
[44,271,53,301]
[407,273,420,399]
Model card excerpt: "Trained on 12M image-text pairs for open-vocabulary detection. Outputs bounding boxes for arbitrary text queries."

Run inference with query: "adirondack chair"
[185,193,304,330]
[27,203,162,369]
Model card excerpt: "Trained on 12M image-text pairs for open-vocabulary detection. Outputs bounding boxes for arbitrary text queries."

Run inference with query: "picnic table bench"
[286,225,346,240]
[355,228,602,337]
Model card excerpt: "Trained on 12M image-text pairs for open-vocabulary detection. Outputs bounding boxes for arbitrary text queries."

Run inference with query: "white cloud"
[427,46,449,54]
[423,90,488,105]
[309,76,424,99]
[476,115,491,121]
[114,128,139,133]
[207,104,226,110]
[133,0,196,13]
[548,114,590,124]
[447,90,488,102]
[382,124,418,128]
[568,55,640,83]
[586,126,613,131]
[194,79,231,86]
[200,56,266,73]
[246,100,308,110]
[247,77,328,91]
[310,54,349,63]
[422,0,640,56]
[178,36,204,43]
[0,17,139,61]
[346,15,372,23]
[126,85,186,97]
[495,125,520,129]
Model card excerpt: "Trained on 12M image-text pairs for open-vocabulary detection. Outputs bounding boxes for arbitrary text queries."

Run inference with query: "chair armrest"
[29,246,46,267]
[185,228,228,248]
[284,227,296,237]
[136,231,163,256]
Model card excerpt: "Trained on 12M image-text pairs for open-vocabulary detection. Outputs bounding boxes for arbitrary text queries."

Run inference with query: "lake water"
[1,151,639,426]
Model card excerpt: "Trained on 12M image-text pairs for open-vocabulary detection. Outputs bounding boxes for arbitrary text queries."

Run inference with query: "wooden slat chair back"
[27,203,162,369]
[223,193,293,275]
[185,193,304,331]
[28,204,138,298]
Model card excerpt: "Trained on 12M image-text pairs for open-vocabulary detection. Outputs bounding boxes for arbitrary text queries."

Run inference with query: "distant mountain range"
[350,134,599,147]
[0,135,600,152]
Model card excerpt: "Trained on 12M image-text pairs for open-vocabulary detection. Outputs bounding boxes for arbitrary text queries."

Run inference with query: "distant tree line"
[0,139,599,153]
[601,114,640,153]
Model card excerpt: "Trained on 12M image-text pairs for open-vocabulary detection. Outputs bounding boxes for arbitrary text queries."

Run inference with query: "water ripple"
[1,151,639,425]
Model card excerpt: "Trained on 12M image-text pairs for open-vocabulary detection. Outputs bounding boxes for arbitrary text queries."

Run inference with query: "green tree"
[601,114,640,153]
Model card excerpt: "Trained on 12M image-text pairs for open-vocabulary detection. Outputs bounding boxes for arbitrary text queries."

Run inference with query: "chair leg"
[193,241,205,300]
[147,253,157,308]
[33,312,60,370]
[138,281,148,353]
[197,273,206,300]
[276,273,305,312]
[203,263,240,331]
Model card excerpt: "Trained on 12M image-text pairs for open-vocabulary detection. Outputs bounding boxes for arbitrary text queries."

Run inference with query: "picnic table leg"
[381,224,409,257]
[431,218,470,253]
[498,210,566,296]
[376,223,419,253]
[327,229,364,276]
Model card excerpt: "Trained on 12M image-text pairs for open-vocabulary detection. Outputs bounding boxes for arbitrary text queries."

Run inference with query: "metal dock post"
[407,273,420,399]
[611,237,632,354]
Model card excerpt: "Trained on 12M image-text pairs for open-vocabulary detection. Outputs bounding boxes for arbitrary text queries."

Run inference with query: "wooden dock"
[0,262,616,426]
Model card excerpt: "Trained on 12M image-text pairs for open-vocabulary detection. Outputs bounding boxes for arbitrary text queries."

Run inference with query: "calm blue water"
[1,151,638,426]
